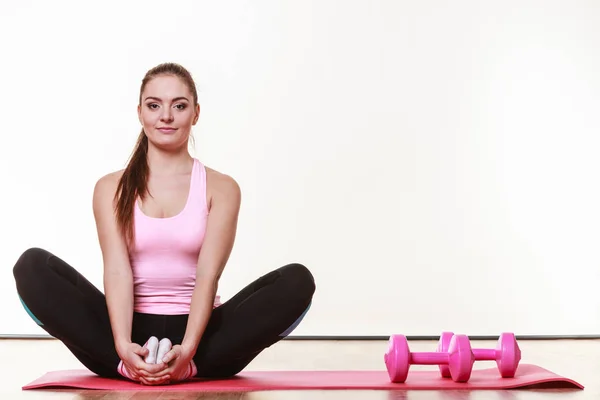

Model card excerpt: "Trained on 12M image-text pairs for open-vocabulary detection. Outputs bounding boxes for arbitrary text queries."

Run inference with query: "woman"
[12,62,315,385]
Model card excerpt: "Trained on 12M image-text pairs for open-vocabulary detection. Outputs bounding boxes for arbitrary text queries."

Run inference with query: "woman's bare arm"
[92,172,135,356]
[181,171,242,353]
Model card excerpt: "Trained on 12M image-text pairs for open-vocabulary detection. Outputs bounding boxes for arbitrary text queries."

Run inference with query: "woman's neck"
[146,145,193,175]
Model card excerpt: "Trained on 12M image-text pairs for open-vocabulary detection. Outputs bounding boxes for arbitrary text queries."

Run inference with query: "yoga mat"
[23,364,583,391]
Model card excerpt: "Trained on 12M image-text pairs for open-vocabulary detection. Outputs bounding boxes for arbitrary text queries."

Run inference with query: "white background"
[1,0,599,337]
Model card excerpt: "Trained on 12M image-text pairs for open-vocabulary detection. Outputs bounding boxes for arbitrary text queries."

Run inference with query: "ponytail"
[114,129,149,247]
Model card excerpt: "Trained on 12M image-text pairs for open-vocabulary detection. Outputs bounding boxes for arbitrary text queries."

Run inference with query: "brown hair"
[113,63,199,247]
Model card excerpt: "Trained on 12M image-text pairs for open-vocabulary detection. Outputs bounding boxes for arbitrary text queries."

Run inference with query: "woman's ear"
[193,103,200,125]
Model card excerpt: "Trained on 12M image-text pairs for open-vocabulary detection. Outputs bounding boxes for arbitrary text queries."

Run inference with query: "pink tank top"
[129,158,221,314]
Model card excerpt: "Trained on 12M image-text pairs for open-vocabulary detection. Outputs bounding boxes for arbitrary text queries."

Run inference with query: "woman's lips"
[157,127,177,134]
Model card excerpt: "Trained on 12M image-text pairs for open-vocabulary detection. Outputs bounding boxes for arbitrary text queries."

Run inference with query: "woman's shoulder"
[204,165,241,209]
[94,169,125,192]
[92,169,125,206]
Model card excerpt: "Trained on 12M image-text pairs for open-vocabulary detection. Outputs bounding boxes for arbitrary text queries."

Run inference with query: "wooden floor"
[0,338,597,399]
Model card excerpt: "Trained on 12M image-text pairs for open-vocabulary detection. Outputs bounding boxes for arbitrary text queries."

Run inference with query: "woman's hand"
[117,342,171,385]
[160,343,197,382]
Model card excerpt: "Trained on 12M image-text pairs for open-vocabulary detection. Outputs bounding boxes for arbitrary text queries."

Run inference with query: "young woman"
[13,62,315,386]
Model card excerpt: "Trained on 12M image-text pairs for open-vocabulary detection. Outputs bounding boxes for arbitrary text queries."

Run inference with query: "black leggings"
[12,247,315,379]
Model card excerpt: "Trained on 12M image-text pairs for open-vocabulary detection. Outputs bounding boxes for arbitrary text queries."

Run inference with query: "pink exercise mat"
[22,364,583,391]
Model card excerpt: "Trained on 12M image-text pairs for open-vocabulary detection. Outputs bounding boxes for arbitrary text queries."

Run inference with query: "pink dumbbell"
[437,332,521,378]
[384,334,475,383]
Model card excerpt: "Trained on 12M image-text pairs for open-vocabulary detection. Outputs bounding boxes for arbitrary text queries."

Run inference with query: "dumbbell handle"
[472,348,498,360]
[410,352,449,365]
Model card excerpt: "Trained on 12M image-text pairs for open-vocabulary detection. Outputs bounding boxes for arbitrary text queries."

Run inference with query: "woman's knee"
[13,247,51,282]
[280,262,316,300]
[13,248,51,326]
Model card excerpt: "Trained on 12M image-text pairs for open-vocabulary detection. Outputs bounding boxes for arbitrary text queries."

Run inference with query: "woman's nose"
[160,109,174,122]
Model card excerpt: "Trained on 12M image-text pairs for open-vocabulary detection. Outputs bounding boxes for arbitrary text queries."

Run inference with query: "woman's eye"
[146,103,186,110]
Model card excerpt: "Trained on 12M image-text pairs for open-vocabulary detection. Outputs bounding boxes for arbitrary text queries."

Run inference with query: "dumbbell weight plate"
[497,332,521,378]
[384,334,410,383]
[447,334,475,382]
[437,331,454,378]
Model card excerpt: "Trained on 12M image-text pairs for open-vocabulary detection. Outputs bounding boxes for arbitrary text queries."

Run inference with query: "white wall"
[1,0,599,337]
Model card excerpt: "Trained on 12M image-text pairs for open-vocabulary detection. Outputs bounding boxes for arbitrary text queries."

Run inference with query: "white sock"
[156,338,172,364]
[143,336,159,364]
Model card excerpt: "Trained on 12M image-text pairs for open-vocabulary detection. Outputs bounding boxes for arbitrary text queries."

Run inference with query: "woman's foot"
[117,336,160,381]
[149,338,198,382]
[117,360,139,381]
[156,338,172,364]
[143,336,160,364]
[157,339,197,381]
[171,358,198,382]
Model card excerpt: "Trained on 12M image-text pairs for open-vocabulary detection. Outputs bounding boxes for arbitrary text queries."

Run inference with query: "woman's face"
[138,75,199,151]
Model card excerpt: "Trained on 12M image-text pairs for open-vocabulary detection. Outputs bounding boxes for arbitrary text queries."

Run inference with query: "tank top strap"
[187,158,208,215]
